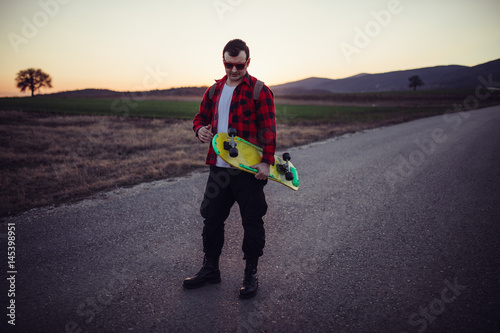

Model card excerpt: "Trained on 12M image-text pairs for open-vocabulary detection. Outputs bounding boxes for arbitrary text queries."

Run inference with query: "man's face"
[223,50,250,86]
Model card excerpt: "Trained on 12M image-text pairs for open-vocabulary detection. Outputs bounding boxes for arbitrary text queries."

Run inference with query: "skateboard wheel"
[283,153,291,161]
[224,142,231,151]
[228,127,237,137]
[285,172,294,181]
[229,147,238,158]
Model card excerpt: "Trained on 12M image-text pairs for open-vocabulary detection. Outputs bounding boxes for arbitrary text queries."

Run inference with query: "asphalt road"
[1,106,499,333]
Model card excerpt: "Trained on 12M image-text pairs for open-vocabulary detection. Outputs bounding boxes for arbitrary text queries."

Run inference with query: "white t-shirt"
[216,83,236,168]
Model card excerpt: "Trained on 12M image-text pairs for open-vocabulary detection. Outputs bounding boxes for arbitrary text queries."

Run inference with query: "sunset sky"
[1,0,499,97]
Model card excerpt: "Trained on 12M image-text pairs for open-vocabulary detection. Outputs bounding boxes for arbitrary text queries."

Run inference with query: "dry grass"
[0,111,208,216]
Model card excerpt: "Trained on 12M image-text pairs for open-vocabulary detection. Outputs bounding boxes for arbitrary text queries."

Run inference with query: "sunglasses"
[223,60,248,70]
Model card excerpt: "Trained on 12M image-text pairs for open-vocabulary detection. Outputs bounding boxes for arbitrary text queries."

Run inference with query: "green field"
[0,97,200,119]
[0,97,445,123]
[272,104,444,123]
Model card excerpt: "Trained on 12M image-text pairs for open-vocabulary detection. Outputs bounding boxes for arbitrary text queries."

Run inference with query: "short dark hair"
[223,39,250,60]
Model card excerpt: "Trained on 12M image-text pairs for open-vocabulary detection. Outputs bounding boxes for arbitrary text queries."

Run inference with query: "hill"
[47,89,122,98]
[40,59,499,98]
[45,87,208,99]
[270,58,500,94]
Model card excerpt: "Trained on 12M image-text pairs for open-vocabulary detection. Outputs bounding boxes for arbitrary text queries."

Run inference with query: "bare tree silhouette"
[408,75,424,91]
[15,68,53,97]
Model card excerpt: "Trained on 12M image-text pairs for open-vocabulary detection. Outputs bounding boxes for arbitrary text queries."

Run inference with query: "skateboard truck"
[278,153,294,181]
[223,127,239,158]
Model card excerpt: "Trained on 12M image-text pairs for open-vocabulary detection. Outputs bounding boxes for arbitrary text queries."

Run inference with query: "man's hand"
[198,125,213,143]
[250,162,270,180]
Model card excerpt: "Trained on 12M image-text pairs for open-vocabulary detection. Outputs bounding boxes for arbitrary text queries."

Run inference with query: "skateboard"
[212,128,299,191]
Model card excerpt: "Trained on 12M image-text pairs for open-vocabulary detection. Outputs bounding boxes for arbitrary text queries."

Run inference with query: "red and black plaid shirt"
[193,73,277,166]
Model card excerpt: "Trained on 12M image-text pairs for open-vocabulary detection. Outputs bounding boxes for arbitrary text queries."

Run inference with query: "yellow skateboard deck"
[212,132,299,191]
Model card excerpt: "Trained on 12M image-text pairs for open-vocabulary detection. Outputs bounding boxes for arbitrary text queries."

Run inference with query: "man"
[184,39,276,299]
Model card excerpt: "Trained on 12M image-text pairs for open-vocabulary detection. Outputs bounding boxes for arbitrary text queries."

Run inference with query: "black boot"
[183,255,221,289]
[239,258,258,299]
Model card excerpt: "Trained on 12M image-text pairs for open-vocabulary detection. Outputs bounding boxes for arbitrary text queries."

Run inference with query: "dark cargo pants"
[200,166,268,260]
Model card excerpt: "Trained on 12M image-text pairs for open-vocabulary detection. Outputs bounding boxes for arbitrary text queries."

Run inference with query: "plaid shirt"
[193,73,277,166]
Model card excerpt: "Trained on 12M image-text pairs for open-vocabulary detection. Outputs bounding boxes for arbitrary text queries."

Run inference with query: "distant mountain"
[271,58,500,94]
[43,59,499,98]
[146,87,207,97]
[47,89,121,98]
[45,87,207,98]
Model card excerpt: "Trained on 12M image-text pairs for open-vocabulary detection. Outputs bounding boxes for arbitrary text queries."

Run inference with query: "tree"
[15,68,53,97]
[408,75,424,91]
